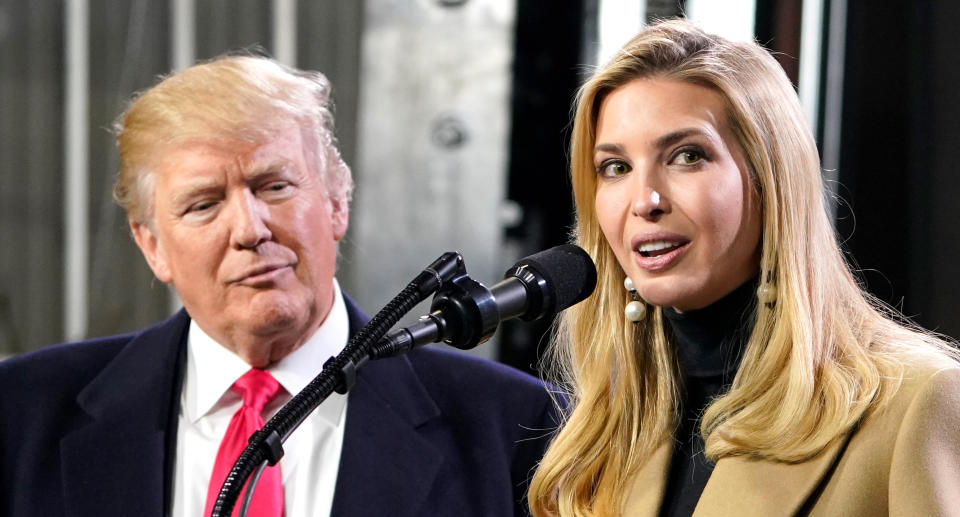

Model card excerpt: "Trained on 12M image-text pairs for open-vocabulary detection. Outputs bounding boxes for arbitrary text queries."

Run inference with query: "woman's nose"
[631,184,669,221]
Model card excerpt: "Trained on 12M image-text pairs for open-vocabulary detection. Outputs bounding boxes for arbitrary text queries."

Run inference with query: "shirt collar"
[184,279,350,427]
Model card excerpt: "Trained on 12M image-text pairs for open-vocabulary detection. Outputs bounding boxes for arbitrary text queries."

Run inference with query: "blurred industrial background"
[1,0,959,375]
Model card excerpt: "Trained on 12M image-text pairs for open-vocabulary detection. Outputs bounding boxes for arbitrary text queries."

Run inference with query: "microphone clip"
[369,255,499,359]
[430,268,500,350]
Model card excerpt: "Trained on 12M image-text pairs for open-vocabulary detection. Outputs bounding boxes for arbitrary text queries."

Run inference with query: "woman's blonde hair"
[113,55,352,224]
[529,19,958,516]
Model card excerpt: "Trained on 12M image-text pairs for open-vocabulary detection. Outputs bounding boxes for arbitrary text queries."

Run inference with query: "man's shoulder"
[0,335,140,445]
[407,346,546,387]
[344,294,553,393]
[0,334,135,388]
[401,346,560,416]
[0,311,189,396]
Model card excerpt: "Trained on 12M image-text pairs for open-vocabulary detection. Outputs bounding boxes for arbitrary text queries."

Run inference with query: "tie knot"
[231,368,281,413]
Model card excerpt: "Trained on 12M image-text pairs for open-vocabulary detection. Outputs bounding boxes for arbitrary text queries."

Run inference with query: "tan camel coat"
[623,361,960,516]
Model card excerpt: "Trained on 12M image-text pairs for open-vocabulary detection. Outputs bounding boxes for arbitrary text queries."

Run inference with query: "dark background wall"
[836,0,960,339]
[498,0,585,373]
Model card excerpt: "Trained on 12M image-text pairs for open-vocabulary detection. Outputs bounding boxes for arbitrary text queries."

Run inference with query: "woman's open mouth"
[637,240,686,258]
[632,239,690,270]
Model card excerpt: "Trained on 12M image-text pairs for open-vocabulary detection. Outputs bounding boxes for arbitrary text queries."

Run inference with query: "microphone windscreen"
[511,244,597,313]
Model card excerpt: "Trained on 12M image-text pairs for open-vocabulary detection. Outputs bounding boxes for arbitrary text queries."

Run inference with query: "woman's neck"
[661,277,758,379]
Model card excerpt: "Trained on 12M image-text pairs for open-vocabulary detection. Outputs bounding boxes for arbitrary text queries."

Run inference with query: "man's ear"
[329,197,349,242]
[130,220,173,283]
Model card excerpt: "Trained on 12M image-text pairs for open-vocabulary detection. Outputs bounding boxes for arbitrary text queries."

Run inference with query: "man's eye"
[597,160,630,177]
[188,201,216,213]
[261,182,292,194]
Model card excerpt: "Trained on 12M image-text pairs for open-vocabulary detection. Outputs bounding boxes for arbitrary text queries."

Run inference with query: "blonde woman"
[529,19,960,516]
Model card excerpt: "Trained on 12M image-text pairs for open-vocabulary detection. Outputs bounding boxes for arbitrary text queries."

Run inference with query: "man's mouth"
[232,263,293,284]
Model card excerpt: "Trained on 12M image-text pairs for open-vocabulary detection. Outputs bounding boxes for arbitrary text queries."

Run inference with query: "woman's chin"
[638,285,703,313]
[637,281,684,308]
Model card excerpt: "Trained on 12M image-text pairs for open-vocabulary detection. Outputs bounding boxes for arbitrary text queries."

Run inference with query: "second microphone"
[369,244,597,359]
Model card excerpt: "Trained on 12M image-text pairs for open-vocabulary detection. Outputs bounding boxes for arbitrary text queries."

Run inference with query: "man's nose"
[229,190,272,249]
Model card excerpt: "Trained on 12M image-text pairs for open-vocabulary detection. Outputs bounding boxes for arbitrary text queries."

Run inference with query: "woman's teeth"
[637,240,683,257]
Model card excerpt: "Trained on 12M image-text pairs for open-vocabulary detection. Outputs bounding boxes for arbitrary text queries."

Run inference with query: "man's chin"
[234,316,309,367]
[227,291,306,333]
[246,312,307,338]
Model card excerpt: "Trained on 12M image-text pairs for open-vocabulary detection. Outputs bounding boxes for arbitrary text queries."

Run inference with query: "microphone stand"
[209,251,465,517]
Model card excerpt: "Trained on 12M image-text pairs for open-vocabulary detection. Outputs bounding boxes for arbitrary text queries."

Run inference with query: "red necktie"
[204,368,284,517]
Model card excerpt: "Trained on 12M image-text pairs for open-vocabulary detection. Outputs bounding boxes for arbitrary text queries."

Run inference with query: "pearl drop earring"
[757,270,777,306]
[623,277,646,322]
[757,283,777,304]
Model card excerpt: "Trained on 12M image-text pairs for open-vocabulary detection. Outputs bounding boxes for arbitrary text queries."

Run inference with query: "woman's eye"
[672,149,704,165]
[598,160,630,177]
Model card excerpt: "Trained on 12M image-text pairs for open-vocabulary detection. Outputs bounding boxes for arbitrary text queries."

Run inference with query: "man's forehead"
[163,130,301,169]
[155,143,297,193]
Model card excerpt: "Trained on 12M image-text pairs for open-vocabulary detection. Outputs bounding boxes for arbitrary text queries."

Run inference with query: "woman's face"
[593,78,762,312]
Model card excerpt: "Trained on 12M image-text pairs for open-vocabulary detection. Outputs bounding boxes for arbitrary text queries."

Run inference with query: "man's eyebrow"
[169,180,221,208]
[245,159,292,180]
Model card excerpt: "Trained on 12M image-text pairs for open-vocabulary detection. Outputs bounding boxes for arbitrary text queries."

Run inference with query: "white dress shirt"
[172,281,350,517]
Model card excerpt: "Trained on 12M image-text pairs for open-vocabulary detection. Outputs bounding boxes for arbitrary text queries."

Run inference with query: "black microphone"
[369,244,597,358]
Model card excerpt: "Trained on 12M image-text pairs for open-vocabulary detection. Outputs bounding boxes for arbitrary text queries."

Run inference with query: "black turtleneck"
[658,278,757,517]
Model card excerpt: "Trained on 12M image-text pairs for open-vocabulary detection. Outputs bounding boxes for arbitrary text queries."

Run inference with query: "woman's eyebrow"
[594,127,718,156]
[653,128,712,150]
[594,143,625,155]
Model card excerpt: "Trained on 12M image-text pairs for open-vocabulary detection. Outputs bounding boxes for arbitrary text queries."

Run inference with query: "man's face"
[131,126,348,367]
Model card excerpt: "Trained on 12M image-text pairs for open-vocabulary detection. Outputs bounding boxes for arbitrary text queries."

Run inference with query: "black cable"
[238,460,268,517]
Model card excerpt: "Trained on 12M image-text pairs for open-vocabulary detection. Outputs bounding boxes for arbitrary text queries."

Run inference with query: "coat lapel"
[692,434,851,517]
[60,311,189,517]
[620,431,852,517]
[330,295,443,516]
[621,441,673,517]
[330,355,443,516]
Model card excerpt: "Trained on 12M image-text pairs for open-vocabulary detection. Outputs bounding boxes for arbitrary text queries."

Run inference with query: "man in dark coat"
[0,55,558,517]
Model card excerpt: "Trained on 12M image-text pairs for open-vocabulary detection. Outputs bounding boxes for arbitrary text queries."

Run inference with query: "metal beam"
[64,0,89,341]
[272,0,297,65]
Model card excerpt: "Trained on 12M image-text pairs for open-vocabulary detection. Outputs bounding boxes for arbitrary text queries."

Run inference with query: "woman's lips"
[631,237,690,271]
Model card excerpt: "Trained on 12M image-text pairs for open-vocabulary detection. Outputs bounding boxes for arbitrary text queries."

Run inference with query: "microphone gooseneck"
[369,244,597,358]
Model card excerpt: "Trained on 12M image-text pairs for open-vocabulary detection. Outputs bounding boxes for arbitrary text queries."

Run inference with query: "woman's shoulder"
[865,351,960,431]
[895,351,960,400]
[833,350,960,514]
[799,356,960,514]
